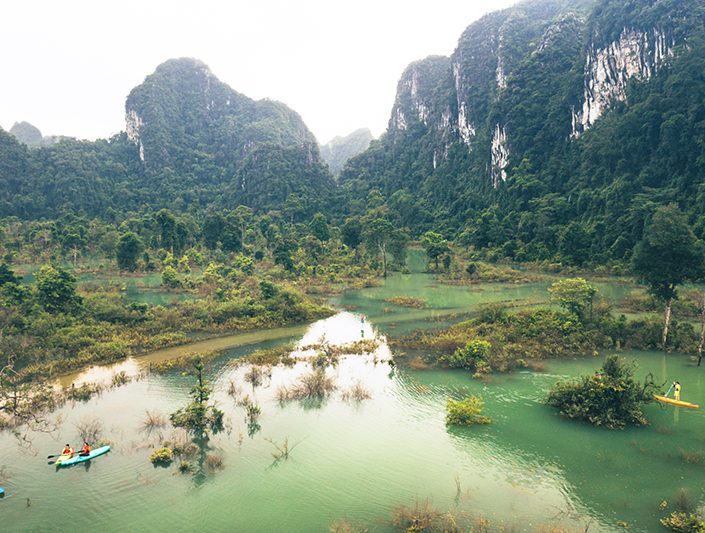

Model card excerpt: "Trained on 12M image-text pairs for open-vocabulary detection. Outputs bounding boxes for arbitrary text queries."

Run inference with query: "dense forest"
[2,0,705,271]
[341,0,705,267]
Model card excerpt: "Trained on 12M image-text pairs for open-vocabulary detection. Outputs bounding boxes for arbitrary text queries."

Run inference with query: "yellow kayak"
[654,395,699,409]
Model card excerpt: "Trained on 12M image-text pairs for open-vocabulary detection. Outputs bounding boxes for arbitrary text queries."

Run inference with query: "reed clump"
[277,369,336,401]
[75,417,104,442]
[341,382,372,402]
[142,410,168,432]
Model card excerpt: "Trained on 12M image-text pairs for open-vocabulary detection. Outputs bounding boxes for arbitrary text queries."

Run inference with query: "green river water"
[1,266,703,532]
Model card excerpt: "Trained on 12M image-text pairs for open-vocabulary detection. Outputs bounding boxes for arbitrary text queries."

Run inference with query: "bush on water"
[445,396,491,426]
[546,355,657,429]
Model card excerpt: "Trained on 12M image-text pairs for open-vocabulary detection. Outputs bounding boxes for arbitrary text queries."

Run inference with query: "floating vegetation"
[384,296,427,309]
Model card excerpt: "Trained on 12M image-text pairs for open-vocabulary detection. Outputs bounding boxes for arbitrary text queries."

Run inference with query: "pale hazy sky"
[2,0,516,144]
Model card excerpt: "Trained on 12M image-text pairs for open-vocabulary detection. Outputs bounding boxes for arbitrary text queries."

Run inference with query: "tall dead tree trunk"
[662,297,673,348]
[698,292,705,366]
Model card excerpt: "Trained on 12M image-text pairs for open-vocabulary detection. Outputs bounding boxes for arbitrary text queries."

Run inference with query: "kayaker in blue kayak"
[79,441,91,457]
[62,444,74,457]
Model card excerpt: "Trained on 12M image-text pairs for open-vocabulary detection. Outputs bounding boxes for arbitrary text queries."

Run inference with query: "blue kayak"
[55,445,111,467]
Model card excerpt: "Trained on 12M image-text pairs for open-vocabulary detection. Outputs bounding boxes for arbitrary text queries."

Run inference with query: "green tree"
[546,356,657,429]
[161,266,180,288]
[421,231,450,271]
[170,358,224,438]
[116,232,144,272]
[341,217,362,251]
[309,212,330,242]
[632,205,705,346]
[34,264,81,313]
[548,278,597,320]
[559,221,592,266]
[362,215,394,278]
[0,263,18,286]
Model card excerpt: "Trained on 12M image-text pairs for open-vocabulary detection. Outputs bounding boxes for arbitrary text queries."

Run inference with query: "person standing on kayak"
[62,444,74,457]
[674,381,681,401]
[80,441,91,456]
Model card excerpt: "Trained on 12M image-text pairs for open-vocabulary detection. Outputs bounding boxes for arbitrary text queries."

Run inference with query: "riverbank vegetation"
[394,278,703,377]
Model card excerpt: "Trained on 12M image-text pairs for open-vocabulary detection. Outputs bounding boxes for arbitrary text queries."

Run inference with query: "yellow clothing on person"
[675,383,681,401]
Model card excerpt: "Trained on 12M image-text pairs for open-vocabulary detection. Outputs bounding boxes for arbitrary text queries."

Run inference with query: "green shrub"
[150,447,174,467]
[445,396,491,426]
[546,356,656,429]
[444,340,491,370]
[660,512,705,532]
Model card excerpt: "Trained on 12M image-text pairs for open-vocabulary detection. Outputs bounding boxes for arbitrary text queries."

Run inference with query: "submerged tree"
[632,205,705,347]
[546,356,657,429]
[170,358,224,438]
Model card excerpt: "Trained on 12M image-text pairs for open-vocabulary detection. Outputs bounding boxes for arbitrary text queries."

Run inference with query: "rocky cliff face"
[571,27,675,137]
[343,0,693,196]
[124,58,332,211]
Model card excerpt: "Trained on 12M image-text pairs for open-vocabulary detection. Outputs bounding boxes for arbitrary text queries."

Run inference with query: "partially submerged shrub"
[445,396,491,426]
[150,447,174,467]
[205,453,224,472]
[65,382,104,402]
[244,365,271,388]
[660,512,705,532]
[341,382,372,402]
[75,417,103,443]
[443,340,491,371]
[142,410,168,432]
[278,368,336,401]
[391,500,457,532]
[384,296,427,309]
[110,371,131,388]
[546,356,656,429]
[245,403,261,424]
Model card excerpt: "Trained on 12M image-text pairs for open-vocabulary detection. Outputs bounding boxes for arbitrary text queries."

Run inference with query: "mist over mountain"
[320,128,373,177]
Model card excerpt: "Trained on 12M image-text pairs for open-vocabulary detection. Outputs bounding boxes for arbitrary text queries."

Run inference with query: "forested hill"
[0,58,334,219]
[340,0,705,265]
